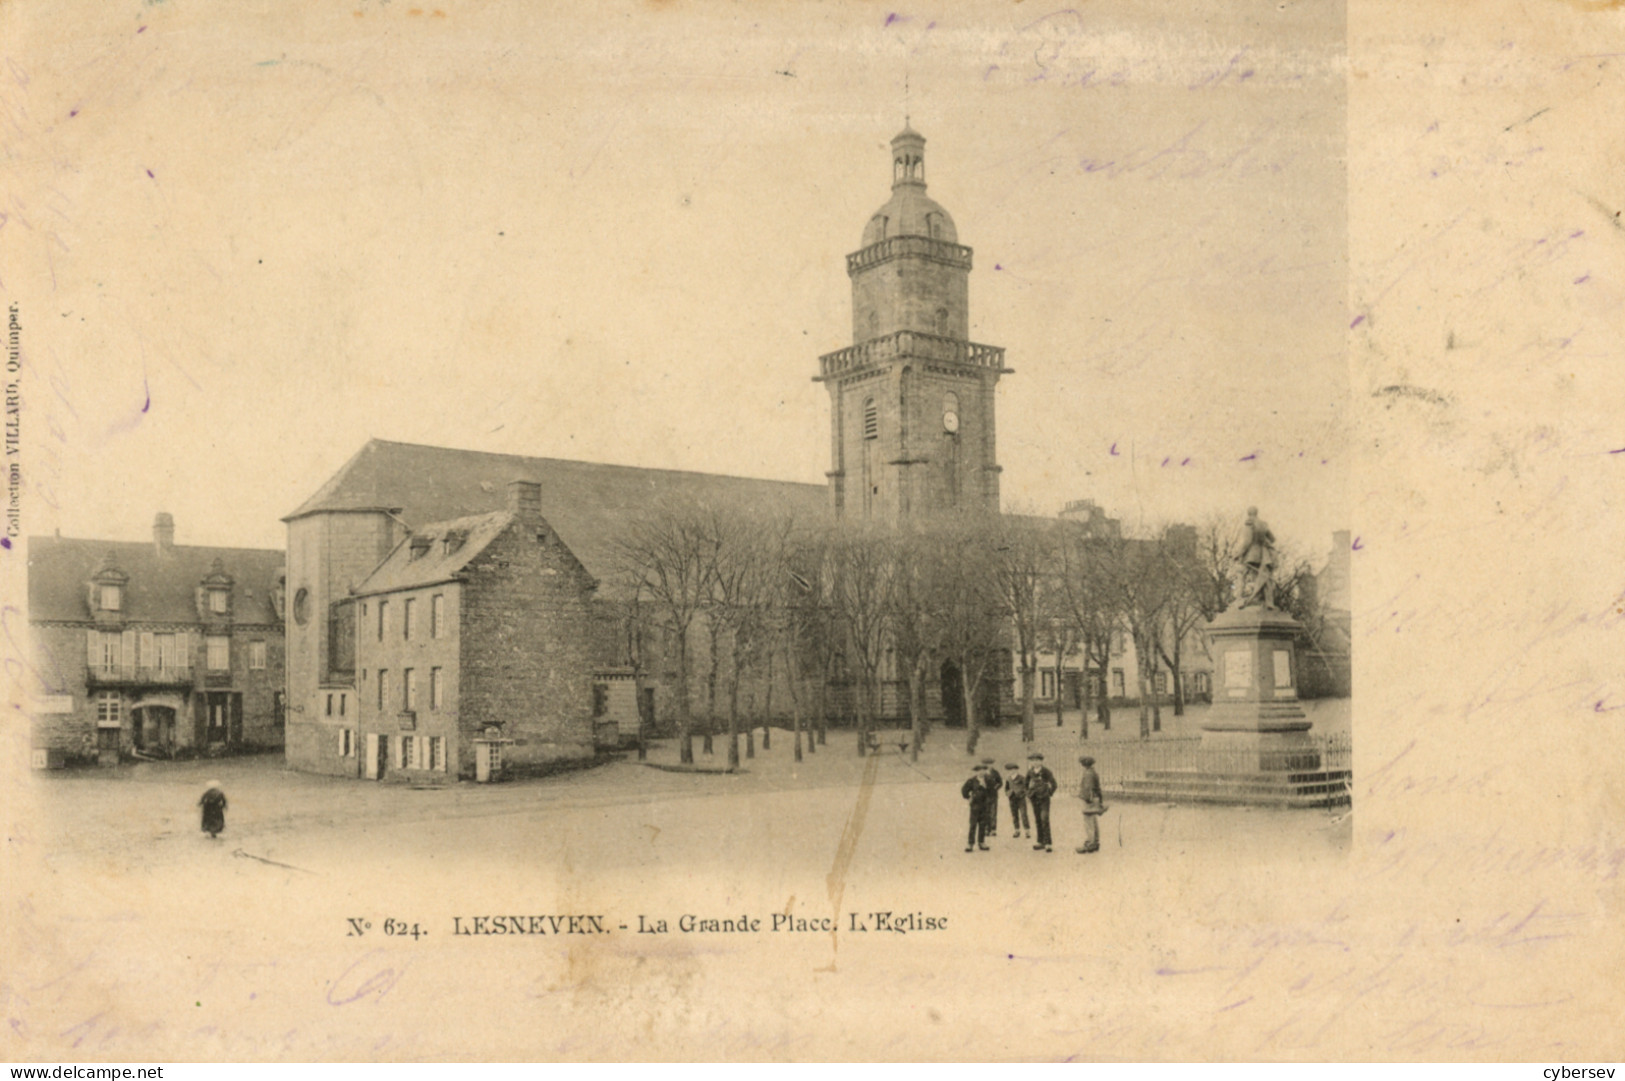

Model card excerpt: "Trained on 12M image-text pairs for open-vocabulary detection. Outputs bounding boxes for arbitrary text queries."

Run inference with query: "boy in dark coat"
[1005,762,1031,839]
[980,757,1003,837]
[961,764,991,852]
[1025,753,1057,852]
[199,780,227,840]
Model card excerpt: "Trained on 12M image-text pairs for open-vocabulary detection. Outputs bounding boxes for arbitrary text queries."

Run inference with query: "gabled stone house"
[27,514,286,766]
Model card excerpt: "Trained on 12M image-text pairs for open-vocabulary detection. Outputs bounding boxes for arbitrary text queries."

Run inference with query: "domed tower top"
[861,125,958,247]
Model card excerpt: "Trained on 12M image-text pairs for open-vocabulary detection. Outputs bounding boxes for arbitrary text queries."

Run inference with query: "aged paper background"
[2,0,1623,1062]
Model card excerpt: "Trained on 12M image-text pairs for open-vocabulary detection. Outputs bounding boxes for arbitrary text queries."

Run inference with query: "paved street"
[27,702,1351,881]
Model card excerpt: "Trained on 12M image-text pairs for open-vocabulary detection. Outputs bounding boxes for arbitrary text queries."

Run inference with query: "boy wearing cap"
[981,758,1003,837]
[1004,762,1031,839]
[961,764,992,852]
[1076,755,1105,854]
[1025,753,1057,852]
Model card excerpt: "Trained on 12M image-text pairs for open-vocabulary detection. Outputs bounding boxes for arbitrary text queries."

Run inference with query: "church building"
[282,126,1017,780]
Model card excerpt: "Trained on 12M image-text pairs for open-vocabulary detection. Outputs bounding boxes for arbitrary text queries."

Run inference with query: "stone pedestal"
[1201,606,1319,772]
[1102,605,1350,808]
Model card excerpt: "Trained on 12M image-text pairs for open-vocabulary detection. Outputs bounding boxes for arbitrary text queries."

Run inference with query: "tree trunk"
[1135,651,1151,740]
[677,632,694,765]
[727,657,741,771]
[855,672,871,756]
[1171,642,1185,717]
[1019,657,1036,743]
[1078,667,1090,741]
[1054,650,1066,727]
[1096,662,1111,731]
[808,669,822,755]
[817,662,829,747]
[907,655,928,762]
[963,659,981,756]
[704,623,719,756]
[760,652,773,752]
[785,646,804,764]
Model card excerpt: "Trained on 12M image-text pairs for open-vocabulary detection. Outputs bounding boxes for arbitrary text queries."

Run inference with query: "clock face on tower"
[943,410,960,434]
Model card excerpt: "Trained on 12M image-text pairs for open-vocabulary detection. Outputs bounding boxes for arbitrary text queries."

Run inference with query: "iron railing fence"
[1046,730,1351,793]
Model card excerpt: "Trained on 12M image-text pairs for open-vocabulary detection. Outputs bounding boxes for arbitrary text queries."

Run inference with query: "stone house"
[294,480,600,782]
[26,513,286,766]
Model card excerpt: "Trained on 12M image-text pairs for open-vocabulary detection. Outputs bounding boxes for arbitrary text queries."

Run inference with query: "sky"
[6,0,1348,563]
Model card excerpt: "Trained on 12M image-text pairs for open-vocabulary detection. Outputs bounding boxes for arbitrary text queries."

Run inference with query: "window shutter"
[140,632,155,667]
[87,629,98,664]
[121,630,137,668]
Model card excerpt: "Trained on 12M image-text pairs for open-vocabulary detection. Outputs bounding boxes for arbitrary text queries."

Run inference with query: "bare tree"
[1095,532,1174,739]
[1058,524,1120,739]
[703,507,778,770]
[614,496,720,765]
[1152,526,1207,718]
[989,513,1056,743]
[827,522,895,755]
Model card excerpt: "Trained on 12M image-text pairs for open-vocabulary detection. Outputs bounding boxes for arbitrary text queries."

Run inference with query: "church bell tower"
[816,126,1011,522]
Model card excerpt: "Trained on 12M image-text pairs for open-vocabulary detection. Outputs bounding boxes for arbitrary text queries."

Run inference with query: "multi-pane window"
[97,632,120,673]
[1154,671,1168,695]
[157,633,179,671]
[428,736,444,772]
[100,585,121,611]
[404,668,417,711]
[1040,670,1057,699]
[326,693,335,718]
[210,590,228,614]
[249,640,267,670]
[430,667,443,710]
[96,691,121,725]
[377,600,388,641]
[400,735,414,770]
[206,636,229,671]
[340,728,354,757]
[431,594,445,638]
[377,670,389,711]
[403,598,416,640]
[1111,669,1125,697]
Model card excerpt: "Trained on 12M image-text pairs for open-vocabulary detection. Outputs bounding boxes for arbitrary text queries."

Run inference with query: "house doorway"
[364,732,383,780]
[131,705,177,755]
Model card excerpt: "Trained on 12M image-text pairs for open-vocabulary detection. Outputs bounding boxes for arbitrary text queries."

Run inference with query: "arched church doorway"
[940,660,965,727]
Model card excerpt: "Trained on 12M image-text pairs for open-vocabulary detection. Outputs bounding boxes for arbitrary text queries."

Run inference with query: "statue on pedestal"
[1233,506,1278,610]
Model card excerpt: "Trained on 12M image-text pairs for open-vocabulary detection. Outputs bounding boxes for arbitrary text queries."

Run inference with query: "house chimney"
[506,479,543,524]
[154,512,175,553]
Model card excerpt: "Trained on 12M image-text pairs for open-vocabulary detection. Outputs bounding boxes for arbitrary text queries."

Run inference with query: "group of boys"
[960,753,1106,855]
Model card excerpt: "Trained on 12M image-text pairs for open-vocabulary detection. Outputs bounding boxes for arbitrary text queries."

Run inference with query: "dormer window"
[209,589,229,614]
[409,537,431,561]
[100,584,122,611]
[442,531,465,557]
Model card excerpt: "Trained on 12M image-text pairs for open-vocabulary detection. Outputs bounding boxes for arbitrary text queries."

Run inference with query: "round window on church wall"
[293,587,310,626]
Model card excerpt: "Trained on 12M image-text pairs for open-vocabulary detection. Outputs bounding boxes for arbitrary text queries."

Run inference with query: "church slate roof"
[27,536,286,625]
[285,439,830,586]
